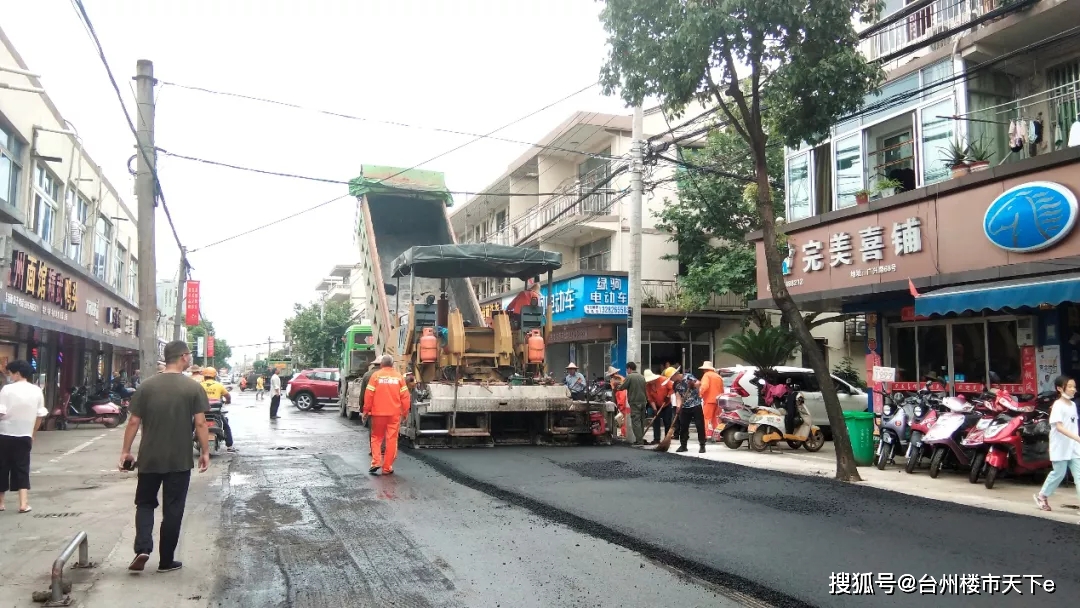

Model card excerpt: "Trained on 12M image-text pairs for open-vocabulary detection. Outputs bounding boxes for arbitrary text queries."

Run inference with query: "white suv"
[718,365,868,436]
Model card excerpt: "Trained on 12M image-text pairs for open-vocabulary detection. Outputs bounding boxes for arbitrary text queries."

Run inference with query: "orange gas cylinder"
[526,329,545,364]
[419,327,438,363]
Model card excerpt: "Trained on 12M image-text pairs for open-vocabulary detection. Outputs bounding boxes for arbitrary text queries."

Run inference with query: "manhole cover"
[270,446,301,451]
[34,513,81,518]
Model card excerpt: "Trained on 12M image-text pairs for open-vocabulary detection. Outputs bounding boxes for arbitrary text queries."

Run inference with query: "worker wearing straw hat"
[564,363,586,400]
[698,361,724,441]
[646,368,674,444]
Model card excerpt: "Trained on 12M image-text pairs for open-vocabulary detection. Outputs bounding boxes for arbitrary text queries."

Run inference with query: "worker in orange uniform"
[698,361,724,441]
[362,355,411,476]
[645,368,674,444]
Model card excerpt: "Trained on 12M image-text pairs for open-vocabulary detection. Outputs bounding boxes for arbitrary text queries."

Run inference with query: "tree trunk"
[750,148,862,482]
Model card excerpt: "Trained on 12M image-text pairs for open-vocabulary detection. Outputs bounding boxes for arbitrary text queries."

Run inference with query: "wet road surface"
[213,391,753,608]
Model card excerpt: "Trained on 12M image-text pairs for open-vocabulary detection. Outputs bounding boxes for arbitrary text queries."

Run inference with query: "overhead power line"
[158,80,617,161]
[157,150,604,198]
[69,0,186,254]
[188,194,350,253]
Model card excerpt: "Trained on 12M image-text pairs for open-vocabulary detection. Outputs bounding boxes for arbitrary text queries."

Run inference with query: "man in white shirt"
[0,359,49,513]
[269,369,282,420]
[1034,376,1080,511]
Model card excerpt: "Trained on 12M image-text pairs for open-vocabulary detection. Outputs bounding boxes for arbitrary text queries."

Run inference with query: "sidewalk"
[635,436,1080,525]
[0,424,225,608]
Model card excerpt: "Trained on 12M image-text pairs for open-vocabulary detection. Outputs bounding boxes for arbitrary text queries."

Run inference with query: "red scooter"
[960,390,1015,484]
[981,391,1055,489]
[52,385,123,430]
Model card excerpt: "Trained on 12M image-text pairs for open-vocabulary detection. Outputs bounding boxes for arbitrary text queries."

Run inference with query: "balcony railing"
[641,279,747,311]
[861,0,1008,64]
[485,160,627,246]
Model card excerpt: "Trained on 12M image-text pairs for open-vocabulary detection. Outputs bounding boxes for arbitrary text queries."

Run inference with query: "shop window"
[786,153,811,221]
[33,164,60,244]
[951,322,987,386]
[890,326,917,382]
[917,325,948,382]
[0,124,22,207]
[987,320,1021,384]
[920,99,955,186]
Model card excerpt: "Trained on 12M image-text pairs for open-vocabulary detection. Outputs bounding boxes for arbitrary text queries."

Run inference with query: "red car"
[287,368,341,411]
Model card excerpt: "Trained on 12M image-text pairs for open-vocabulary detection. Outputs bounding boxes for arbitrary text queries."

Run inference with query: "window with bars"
[1048,59,1079,152]
[578,236,611,271]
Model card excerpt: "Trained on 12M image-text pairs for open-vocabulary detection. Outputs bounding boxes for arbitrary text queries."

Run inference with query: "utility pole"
[134,59,158,382]
[173,247,187,340]
[627,105,644,373]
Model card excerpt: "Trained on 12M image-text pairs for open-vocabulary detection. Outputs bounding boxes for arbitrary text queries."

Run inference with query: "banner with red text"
[185,281,201,326]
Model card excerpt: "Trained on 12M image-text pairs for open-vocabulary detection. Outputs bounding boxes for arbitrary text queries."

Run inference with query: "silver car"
[717,365,868,435]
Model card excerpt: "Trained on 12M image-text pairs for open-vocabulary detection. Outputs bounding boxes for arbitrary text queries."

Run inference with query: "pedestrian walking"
[698,362,724,441]
[255,375,265,401]
[269,369,282,420]
[1034,375,1080,512]
[668,368,706,453]
[0,360,48,513]
[362,355,411,475]
[120,340,210,573]
[617,362,648,446]
[646,368,673,444]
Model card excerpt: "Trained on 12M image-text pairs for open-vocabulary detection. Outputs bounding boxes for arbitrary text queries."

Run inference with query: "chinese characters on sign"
[794,218,923,281]
[185,280,201,326]
[207,336,215,358]
[7,249,78,317]
[585,276,628,315]
[829,572,1055,596]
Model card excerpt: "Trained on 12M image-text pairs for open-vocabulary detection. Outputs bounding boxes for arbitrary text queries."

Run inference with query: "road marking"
[49,432,108,463]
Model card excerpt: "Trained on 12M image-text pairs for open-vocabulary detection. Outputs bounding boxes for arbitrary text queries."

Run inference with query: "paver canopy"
[390,244,562,280]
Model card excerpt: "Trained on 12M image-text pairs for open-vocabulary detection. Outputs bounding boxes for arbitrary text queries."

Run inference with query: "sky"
[3,0,632,364]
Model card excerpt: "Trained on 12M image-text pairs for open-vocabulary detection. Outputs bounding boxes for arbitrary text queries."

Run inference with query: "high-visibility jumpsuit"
[363,367,411,473]
[699,370,725,440]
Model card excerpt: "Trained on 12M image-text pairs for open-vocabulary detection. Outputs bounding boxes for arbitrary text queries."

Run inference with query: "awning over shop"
[915,273,1080,317]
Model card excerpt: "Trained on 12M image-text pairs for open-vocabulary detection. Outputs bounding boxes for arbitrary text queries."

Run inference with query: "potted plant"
[874,177,903,198]
[940,138,970,178]
[854,188,872,205]
[967,136,995,172]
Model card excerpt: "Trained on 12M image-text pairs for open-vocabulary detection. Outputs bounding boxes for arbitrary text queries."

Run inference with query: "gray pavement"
[0,389,752,608]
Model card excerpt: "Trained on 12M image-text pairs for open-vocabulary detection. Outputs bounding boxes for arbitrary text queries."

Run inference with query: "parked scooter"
[924,389,1002,479]
[53,385,123,430]
[745,382,825,452]
[904,383,947,473]
[981,390,1055,489]
[715,393,754,449]
[874,390,913,470]
[962,389,1019,483]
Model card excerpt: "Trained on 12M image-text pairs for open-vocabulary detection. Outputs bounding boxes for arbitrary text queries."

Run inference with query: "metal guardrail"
[41,531,94,607]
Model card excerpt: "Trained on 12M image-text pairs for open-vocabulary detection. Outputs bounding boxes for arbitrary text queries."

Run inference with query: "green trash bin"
[843,411,877,466]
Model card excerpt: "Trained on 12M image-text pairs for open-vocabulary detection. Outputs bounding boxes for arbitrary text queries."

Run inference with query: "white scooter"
[745,389,826,452]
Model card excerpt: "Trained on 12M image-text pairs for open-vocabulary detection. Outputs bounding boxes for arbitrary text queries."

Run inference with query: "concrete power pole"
[627,105,644,372]
[173,247,187,340]
[135,60,158,381]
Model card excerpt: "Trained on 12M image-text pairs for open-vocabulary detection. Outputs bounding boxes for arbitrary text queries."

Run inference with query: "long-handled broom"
[653,404,682,452]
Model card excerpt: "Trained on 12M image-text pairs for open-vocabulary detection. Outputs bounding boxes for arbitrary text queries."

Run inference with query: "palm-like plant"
[721,326,799,379]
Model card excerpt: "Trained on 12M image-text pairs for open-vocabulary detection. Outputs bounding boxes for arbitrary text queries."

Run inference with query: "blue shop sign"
[540,274,629,323]
[983,181,1078,253]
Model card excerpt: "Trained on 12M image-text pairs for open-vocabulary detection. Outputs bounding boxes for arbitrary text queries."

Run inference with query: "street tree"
[285,301,354,369]
[600,0,883,480]
[721,326,799,392]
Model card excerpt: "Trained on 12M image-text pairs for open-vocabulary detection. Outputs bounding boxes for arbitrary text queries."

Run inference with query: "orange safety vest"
[363,368,412,417]
[700,370,724,406]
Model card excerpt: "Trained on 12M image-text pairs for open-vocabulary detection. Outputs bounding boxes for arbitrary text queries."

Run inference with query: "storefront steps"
[635,440,1080,525]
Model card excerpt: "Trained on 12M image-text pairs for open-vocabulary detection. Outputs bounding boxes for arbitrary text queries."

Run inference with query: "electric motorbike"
[904,382,947,473]
[716,393,754,449]
[924,390,1001,479]
[744,385,825,452]
[874,390,913,470]
[981,390,1055,489]
[52,385,123,430]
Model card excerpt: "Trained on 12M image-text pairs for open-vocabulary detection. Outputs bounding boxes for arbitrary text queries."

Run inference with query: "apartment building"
[154,280,186,359]
[449,108,752,379]
[751,0,1080,404]
[0,26,142,405]
[315,263,368,324]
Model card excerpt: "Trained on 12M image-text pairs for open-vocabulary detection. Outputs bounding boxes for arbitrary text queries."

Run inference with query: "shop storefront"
[750,148,1080,411]
[1,231,140,410]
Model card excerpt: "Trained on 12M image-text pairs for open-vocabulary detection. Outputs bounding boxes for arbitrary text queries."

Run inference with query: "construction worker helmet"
[202,368,217,379]
[662,367,677,379]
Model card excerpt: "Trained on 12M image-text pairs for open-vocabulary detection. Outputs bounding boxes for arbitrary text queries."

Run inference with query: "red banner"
[889,381,1028,394]
[185,281,200,326]
[207,335,215,358]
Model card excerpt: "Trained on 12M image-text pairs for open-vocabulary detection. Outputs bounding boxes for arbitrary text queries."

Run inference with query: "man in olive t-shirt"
[120,341,210,573]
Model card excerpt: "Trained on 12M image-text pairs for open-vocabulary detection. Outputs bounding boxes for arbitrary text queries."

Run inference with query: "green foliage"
[185,318,231,367]
[833,356,866,389]
[285,300,354,369]
[721,326,799,375]
[655,126,785,304]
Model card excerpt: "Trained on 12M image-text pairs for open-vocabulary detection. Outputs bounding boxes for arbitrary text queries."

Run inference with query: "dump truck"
[344,165,615,447]
[338,324,376,419]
